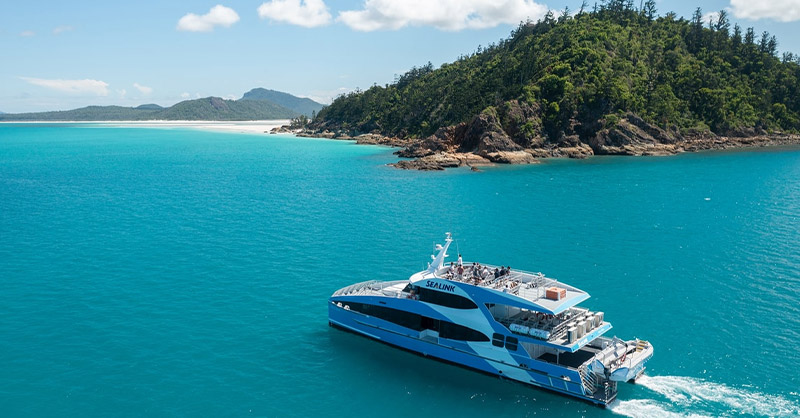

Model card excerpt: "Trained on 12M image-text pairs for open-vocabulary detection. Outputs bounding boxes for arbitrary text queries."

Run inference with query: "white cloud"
[309,86,352,104]
[702,11,720,26]
[181,92,191,99]
[257,0,332,28]
[338,0,548,31]
[133,83,153,94]
[730,0,800,22]
[53,25,74,35]
[19,30,35,37]
[20,77,110,96]
[119,89,127,98]
[177,5,240,32]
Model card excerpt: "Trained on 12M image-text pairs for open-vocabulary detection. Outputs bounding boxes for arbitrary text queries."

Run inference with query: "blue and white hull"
[327,233,653,407]
[328,300,610,406]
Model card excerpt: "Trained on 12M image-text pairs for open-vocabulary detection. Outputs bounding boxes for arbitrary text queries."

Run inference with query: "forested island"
[0,88,323,122]
[306,2,800,169]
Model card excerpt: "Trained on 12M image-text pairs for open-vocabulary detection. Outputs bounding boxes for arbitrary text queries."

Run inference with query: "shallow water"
[1,125,799,417]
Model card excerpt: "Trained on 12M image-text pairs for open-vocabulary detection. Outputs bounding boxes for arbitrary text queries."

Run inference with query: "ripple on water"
[1,126,800,417]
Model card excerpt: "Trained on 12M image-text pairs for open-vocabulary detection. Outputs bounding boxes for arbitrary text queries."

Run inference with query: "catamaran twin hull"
[328,234,653,407]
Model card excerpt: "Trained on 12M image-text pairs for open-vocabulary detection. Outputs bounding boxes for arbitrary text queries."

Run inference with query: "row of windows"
[404,284,478,309]
[344,302,489,342]
[492,333,518,351]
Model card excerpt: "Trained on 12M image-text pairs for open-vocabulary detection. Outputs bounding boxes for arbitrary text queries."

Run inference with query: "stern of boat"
[608,339,653,383]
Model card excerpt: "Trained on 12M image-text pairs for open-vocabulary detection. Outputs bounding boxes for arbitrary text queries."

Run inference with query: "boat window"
[440,321,489,342]
[417,287,478,309]
[506,336,519,351]
[341,302,486,341]
[345,302,424,331]
[492,333,505,347]
[421,316,440,331]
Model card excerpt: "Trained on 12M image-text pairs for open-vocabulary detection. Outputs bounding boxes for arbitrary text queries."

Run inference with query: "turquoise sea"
[1,124,799,417]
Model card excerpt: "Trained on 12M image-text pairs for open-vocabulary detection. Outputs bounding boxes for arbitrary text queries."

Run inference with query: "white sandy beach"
[0,120,292,134]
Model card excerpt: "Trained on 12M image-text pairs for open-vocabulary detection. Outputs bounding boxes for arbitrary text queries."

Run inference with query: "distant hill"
[0,106,157,121]
[158,96,297,120]
[0,92,302,121]
[241,88,323,117]
[135,104,163,110]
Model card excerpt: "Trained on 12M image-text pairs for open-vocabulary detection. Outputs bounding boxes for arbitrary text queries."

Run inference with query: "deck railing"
[438,263,554,296]
[332,280,380,296]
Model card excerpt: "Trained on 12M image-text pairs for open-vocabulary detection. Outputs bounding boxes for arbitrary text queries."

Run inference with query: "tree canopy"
[314,3,800,141]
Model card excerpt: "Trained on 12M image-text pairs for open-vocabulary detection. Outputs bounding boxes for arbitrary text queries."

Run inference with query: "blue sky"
[1,0,799,113]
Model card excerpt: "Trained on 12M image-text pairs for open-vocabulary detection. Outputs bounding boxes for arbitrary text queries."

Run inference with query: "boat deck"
[538,346,600,369]
[429,263,586,309]
[332,263,587,310]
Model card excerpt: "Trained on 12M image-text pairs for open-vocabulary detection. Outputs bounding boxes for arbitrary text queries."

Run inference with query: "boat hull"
[328,301,616,407]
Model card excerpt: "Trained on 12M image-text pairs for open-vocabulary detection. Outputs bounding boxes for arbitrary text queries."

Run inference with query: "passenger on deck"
[457,254,463,266]
[493,268,500,278]
[457,264,464,280]
[481,266,489,280]
[408,289,419,300]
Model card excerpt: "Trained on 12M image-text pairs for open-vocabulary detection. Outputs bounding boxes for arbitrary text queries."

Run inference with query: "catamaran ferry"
[328,233,653,406]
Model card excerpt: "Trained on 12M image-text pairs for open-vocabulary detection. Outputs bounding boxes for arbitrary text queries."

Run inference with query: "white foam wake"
[610,375,800,418]
[610,399,711,418]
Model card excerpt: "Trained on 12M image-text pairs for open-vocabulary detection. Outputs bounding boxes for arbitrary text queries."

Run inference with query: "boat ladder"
[578,366,598,395]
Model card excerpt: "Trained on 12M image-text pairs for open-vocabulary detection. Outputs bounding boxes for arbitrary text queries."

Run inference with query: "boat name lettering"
[425,281,455,292]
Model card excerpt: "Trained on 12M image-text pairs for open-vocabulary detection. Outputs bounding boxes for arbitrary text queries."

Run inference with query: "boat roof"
[409,264,589,315]
[409,233,589,315]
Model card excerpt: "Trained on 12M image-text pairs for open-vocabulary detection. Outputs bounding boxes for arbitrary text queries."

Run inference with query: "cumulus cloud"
[730,0,800,22]
[133,83,153,94]
[702,11,721,26]
[20,77,110,96]
[53,25,74,35]
[177,5,240,32]
[181,92,191,99]
[257,0,332,28]
[338,0,548,31]
[19,30,35,37]
[308,87,352,104]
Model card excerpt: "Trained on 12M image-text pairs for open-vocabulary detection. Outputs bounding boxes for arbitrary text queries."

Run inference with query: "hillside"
[0,106,158,121]
[241,88,323,117]
[157,96,297,120]
[135,104,164,110]
[0,89,305,121]
[311,3,800,168]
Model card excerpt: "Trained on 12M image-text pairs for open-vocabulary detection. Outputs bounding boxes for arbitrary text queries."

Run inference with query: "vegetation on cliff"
[313,2,800,148]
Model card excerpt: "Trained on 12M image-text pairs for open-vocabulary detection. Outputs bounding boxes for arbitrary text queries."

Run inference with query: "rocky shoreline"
[272,118,800,171]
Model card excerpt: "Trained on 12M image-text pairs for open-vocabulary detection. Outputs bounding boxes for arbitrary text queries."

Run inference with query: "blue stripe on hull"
[328,304,609,406]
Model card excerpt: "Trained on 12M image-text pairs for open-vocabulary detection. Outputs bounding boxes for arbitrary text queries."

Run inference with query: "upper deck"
[411,262,589,315]
[331,234,611,351]
[331,263,588,314]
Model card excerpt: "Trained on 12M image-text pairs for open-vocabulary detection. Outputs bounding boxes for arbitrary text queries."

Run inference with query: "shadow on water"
[322,327,597,417]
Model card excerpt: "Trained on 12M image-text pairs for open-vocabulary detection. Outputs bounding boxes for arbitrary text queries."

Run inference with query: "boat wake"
[609,375,800,417]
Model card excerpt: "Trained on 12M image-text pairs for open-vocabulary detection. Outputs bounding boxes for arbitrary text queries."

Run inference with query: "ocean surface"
[1,124,799,417]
